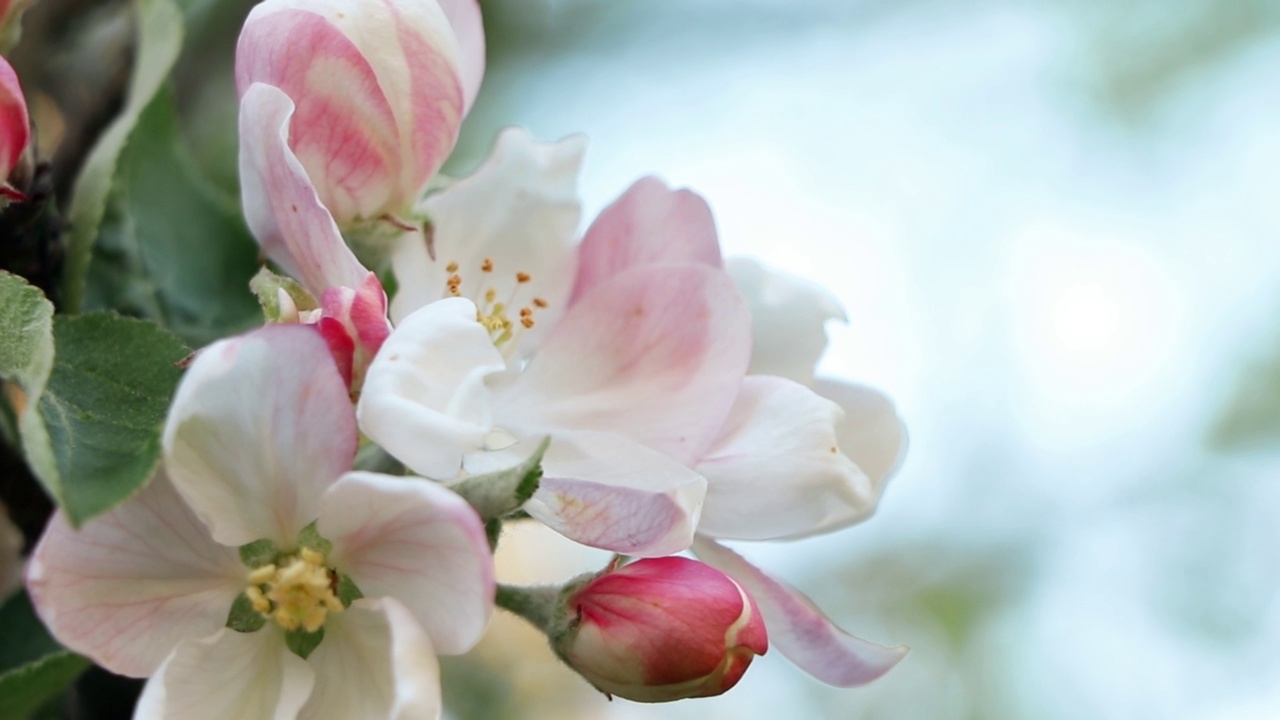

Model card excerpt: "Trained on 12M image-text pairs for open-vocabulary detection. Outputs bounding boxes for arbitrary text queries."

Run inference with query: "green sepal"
[225,593,267,633]
[250,267,317,323]
[297,521,332,556]
[285,627,324,660]
[334,573,364,608]
[447,437,549,521]
[238,538,280,568]
[484,518,503,551]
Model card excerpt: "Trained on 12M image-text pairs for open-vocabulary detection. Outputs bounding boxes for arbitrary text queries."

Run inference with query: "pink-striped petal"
[357,297,507,480]
[318,472,493,655]
[0,55,28,181]
[570,177,721,304]
[26,472,243,678]
[524,432,707,557]
[163,326,357,547]
[299,599,441,720]
[692,537,907,687]
[436,0,484,113]
[812,379,908,488]
[238,83,370,295]
[134,629,314,720]
[499,264,751,465]
[696,376,878,541]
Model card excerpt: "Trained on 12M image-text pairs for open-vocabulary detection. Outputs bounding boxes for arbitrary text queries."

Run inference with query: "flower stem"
[495,583,562,633]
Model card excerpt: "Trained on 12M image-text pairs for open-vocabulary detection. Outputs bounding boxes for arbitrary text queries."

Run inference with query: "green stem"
[494,583,562,634]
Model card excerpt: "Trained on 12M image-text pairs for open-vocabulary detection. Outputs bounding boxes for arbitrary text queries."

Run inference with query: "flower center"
[244,548,344,633]
[444,257,548,347]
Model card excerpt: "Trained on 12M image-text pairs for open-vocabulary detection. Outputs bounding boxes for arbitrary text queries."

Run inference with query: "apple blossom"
[552,557,768,703]
[26,326,493,718]
[0,53,28,203]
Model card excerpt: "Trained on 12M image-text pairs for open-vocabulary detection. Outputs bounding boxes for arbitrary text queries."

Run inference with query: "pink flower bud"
[556,557,768,703]
[235,0,484,226]
[0,54,29,202]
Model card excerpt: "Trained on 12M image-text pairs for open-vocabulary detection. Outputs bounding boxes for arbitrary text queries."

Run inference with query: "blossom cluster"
[18,0,908,714]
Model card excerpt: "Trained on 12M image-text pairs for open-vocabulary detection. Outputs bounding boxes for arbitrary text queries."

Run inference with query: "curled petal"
[357,297,507,480]
[524,432,707,557]
[26,472,243,678]
[570,176,721,304]
[726,256,846,385]
[436,0,484,113]
[238,83,370,295]
[163,326,357,547]
[318,272,393,390]
[697,376,877,541]
[300,598,441,720]
[499,264,752,465]
[318,472,493,655]
[134,629,314,720]
[0,56,28,181]
[692,537,906,687]
[391,127,586,347]
[812,378,907,488]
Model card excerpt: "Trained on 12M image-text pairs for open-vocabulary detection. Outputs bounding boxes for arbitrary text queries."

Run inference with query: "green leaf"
[0,591,90,719]
[0,272,54,444]
[225,593,267,634]
[1211,350,1280,450]
[238,538,280,568]
[26,313,189,525]
[284,627,324,660]
[447,437,548,521]
[62,0,184,313]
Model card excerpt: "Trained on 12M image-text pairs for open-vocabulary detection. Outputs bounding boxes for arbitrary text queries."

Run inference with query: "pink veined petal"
[0,55,28,180]
[299,598,441,720]
[692,537,907,687]
[436,0,485,113]
[390,126,586,352]
[696,376,878,541]
[237,4,401,222]
[357,297,507,480]
[570,176,722,304]
[523,431,707,557]
[726,256,847,386]
[319,272,393,390]
[812,378,908,489]
[163,326,357,547]
[238,83,371,295]
[499,263,752,465]
[25,472,244,678]
[134,629,315,720]
[318,472,493,655]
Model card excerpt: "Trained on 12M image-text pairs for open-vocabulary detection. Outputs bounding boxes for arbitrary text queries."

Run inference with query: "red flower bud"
[555,557,768,703]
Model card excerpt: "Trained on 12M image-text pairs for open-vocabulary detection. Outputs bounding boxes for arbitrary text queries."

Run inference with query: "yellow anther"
[446,261,459,273]
[481,258,494,272]
[243,550,344,632]
[485,288,497,303]
[516,272,531,283]
[533,297,548,308]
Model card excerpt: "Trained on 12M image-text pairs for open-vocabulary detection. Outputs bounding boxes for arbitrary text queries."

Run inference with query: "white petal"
[26,472,243,678]
[163,326,357,547]
[697,376,878,541]
[693,537,907,687]
[299,599,441,720]
[391,127,586,351]
[318,472,493,655]
[812,378,908,487]
[524,432,707,557]
[726,256,846,385]
[134,629,315,720]
[357,298,506,480]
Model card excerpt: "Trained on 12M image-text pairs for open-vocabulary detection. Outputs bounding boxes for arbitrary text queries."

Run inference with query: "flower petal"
[692,537,906,687]
[357,297,507,480]
[0,55,29,180]
[134,629,315,720]
[524,432,707,557]
[299,598,441,720]
[238,82,370,295]
[25,471,243,678]
[318,472,493,655]
[696,376,878,541]
[437,0,484,113]
[570,176,721,304]
[163,326,357,547]
[726,256,847,385]
[812,378,908,487]
[391,126,586,348]
[499,264,751,465]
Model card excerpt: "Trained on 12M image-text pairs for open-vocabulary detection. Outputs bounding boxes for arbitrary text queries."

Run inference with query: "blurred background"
[11,0,1280,717]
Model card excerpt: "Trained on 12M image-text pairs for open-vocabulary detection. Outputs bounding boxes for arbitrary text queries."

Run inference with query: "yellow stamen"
[244,550,343,632]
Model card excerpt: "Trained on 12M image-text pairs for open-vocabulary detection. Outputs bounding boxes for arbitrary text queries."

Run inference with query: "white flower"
[27,326,493,719]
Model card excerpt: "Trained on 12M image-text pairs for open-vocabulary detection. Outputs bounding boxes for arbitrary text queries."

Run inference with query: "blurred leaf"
[0,591,90,720]
[61,0,184,313]
[25,313,188,526]
[90,90,261,346]
[1211,352,1280,450]
[0,272,54,439]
